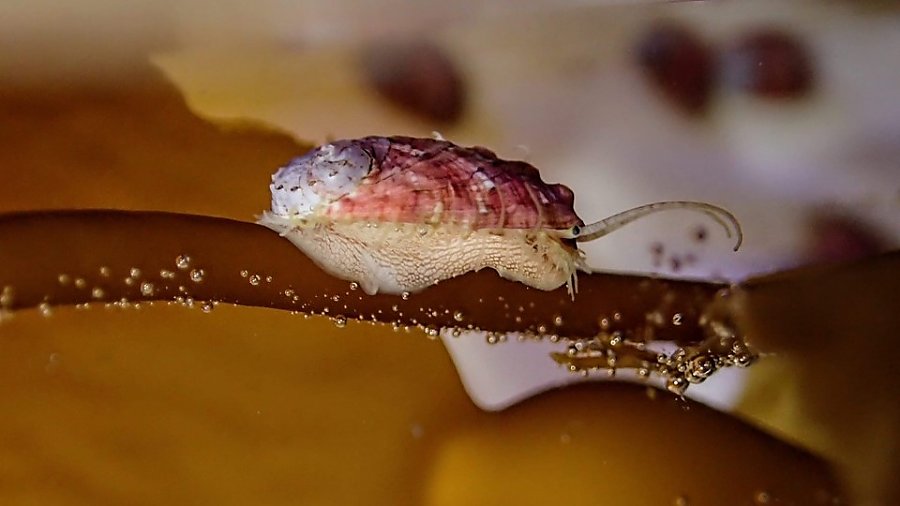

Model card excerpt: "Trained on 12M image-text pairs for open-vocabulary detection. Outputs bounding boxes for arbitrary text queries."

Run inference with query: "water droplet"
[99,266,111,277]
[57,274,71,285]
[74,278,86,289]
[189,269,205,283]
[140,281,155,297]
[38,302,53,317]
[452,311,464,322]
[91,287,105,299]
[334,315,347,328]
[666,376,688,395]
[401,291,410,300]
[248,274,261,286]
[175,254,191,270]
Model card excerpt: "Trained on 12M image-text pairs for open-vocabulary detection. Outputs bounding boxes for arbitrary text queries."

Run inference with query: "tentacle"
[566,201,743,251]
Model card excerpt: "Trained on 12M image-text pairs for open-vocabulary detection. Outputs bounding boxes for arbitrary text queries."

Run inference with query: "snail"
[257,136,742,298]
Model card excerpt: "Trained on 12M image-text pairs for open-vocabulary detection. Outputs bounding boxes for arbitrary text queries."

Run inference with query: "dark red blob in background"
[805,211,890,264]
[723,29,815,99]
[361,40,466,124]
[635,23,715,116]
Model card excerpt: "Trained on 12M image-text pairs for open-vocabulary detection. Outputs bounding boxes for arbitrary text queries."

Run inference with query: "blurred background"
[2,0,898,504]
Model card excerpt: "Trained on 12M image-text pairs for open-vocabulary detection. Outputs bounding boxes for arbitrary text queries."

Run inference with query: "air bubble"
[424,326,439,339]
[453,311,464,322]
[249,274,261,286]
[240,270,249,278]
[175,254,191,270]
[140,281,155,297]
[160,269,176,279]
[130,267,142,278]
[672,313,683,326]
[334,315,347,328]
[91,287,105,299]
[74,278,86,289]
[553,315,564,327]
[349,282,359,291]
[666,376,688,395]
[189,269,205,283]
[401,291,410,300]
[99,266,111,277]
[754,491,771,504]
[58,274,71,285]
[38,302,53,317]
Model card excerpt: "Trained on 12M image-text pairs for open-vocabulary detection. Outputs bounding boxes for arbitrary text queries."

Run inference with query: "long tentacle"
[574,201,743,251]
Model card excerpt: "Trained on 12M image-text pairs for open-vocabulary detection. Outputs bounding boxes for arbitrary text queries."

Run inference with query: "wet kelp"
[0,209,720,343]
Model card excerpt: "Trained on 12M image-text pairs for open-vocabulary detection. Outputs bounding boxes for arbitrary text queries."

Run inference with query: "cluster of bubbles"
[14,254,756,397]
[5,254,220,321]
[553,311,757,395]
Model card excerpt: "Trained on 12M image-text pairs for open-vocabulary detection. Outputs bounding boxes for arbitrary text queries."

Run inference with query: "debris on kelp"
[550,290,757,394]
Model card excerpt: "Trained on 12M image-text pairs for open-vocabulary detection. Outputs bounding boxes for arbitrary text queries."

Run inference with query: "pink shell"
[322,136,583,230]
